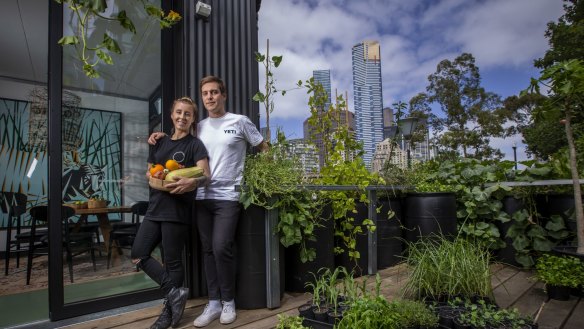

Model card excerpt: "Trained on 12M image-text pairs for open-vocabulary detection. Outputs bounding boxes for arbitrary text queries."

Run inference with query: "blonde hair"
[171,97,198,136]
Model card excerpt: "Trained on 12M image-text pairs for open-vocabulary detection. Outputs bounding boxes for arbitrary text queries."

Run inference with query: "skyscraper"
[313,70,332,111]
[352,41,383,167]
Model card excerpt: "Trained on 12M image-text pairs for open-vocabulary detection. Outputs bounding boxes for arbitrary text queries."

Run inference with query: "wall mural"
[0,91,122,228]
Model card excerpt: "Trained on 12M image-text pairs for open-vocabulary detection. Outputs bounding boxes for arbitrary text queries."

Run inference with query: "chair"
[1,192,31,276]
[26,205,97,284]
[107,201,149,269]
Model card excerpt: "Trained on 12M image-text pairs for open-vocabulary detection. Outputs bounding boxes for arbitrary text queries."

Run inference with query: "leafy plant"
[535,253,584,288]
[302,78,380,262]
[240,131,323,262]
[275,314,308,329]
[455,298,533,329]
[57,0,181,78]
[253,40,302,140]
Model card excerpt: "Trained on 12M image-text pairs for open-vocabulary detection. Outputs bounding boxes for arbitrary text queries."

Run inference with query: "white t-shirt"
[196,112,263,201]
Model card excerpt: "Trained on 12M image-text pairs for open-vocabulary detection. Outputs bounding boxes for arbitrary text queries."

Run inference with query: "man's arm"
[257,140,269,153]
[148,132,167,145]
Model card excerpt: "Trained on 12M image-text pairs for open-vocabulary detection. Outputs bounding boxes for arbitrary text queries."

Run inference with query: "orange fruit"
[165,159,180,171]
[150,164,165,176]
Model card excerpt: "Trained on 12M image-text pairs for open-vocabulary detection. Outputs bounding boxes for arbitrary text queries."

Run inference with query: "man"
[149,76,268,327]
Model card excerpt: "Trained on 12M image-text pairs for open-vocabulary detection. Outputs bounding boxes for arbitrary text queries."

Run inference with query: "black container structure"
[403,192,457,243]
[376,198,403,269]
[497,196,524,267]
[235,203,284,309]
[285,206,335,293]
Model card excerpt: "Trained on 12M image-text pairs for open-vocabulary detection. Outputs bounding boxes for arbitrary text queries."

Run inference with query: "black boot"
[167,286,189,328]
[150,303,172,329]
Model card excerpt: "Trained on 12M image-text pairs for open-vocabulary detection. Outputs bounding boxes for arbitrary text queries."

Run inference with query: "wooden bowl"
[87,199,108,209]
[149,177,173,192]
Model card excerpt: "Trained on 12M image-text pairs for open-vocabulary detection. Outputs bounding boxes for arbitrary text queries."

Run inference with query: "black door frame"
[46,0,180,320]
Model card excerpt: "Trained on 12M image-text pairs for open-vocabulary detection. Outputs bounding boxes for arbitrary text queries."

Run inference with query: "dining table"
[66,205,132,252]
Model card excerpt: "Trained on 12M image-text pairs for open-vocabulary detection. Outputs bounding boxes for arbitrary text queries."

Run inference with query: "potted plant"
[402,160,458,243]
[401,236,493,303]
[304,269,330,323]
[276,314,309,329]
[535,253,584,300]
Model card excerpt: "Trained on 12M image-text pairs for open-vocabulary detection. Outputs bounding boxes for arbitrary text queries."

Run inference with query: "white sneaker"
[220,301,237,324]
[193,303,221,327]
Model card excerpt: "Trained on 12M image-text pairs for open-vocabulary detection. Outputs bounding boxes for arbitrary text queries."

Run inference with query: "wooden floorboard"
[509,281,547,318]
[490,264,520,289]
[563,297,584,329]
[61,264,581,329]
[536,297,580,329]
[493,270,536,309]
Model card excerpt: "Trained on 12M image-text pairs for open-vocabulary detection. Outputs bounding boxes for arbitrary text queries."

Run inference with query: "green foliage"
[402,160,455,193]
[57,0,181,78]
[240,132,323,262]
[337,296,438,329]
[253,45,302,140]
[420,53,508,160]
[505,207,570,268]
[402,236,493,301]
[535,0,584,69]
[275,314,308,329]
[456,299,533,329]
[303,78,380,262]
[535,253,584,288]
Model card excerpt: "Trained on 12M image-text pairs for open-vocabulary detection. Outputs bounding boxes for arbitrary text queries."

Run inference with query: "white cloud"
[445,0,563,68]
[258,0,564,148]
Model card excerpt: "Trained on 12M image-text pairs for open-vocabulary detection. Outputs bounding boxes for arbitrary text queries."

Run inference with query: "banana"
[164,166,204,181]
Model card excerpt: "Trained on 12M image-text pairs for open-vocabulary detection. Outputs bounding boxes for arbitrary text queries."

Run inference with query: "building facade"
[313,69,332,111]
[303,109,355,168]
[352,41,384,168]
[286,138,320,175]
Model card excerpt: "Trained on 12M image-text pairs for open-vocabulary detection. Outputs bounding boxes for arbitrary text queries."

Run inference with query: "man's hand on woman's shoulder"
[148,132,167,145]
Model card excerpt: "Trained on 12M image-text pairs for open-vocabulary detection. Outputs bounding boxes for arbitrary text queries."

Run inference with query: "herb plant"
[535,253,584,288]
[402,236,493,301]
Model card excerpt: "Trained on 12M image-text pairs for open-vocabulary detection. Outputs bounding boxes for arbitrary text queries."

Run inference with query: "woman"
[132,97,209,329]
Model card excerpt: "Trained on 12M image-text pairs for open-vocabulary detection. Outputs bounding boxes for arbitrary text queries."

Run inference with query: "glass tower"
[352,41,383,167]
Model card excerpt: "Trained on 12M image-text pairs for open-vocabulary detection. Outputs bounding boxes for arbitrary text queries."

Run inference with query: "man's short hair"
[200,76,226,95]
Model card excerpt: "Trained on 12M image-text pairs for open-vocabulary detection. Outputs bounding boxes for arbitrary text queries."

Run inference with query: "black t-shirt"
[146,134,208,224]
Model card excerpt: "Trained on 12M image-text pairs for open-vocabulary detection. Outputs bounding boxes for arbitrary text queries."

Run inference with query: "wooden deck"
[62,263,582,329]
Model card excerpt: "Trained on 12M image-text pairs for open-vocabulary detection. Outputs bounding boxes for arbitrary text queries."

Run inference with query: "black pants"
[196,199,240,301]
[131,218,188,294]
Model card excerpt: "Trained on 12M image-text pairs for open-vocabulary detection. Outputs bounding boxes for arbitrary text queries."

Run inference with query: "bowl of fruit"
[149,159,204,192]
[68,200,88,210]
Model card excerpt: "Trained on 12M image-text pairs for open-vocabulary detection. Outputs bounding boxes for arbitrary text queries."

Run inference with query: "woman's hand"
[148,132,167,145]
[165,176,208,194]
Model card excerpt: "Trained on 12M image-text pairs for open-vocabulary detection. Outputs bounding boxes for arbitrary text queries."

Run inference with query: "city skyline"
[257,0,565,163]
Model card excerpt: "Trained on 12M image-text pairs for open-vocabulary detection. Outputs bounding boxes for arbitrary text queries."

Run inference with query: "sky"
[256,0,566,162]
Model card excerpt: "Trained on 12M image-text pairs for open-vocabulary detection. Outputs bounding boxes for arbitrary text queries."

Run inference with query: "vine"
[57,0,181,78]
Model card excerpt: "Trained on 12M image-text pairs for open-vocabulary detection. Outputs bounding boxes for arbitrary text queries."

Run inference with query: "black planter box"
[302,318,334,329]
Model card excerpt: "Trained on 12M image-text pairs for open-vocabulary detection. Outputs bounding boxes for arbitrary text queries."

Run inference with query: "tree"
[535,0,584,69]
[503,93,566,160]
[419,53,508,160]
[527,59,584,254]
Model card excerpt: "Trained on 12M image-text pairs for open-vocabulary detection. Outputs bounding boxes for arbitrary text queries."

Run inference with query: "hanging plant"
[56,0,181,78]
